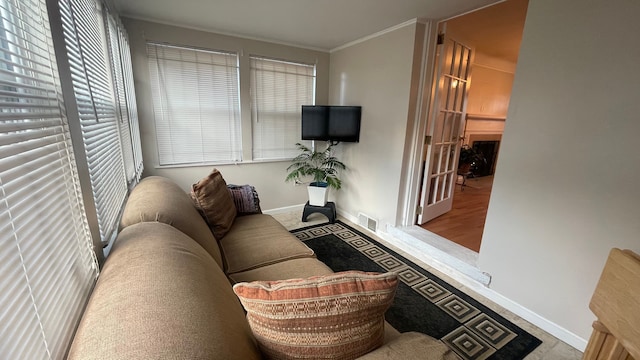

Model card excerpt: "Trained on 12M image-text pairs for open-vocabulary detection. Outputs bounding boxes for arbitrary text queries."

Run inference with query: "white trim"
[472,288,589,352]
[397,20,437,227]
[392,228,587,351]
[263,203,305,215]
[473,62,516,74]
[440,1,507,23]
[121,14,330,53]
[396,21,438,226]
[336,208,359,227]
[330,19,419,53]
[339,208,587,351]
[153,158,293,169]
[383,226,588,352]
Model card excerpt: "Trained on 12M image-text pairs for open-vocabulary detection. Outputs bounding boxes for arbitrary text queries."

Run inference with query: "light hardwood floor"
[421,175,494,252]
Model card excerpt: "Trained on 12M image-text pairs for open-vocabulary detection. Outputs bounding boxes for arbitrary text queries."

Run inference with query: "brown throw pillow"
[190,169,237,239]
[232,271,398,360]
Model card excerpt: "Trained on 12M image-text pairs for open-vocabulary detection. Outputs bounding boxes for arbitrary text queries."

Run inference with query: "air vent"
[357,212,378,233]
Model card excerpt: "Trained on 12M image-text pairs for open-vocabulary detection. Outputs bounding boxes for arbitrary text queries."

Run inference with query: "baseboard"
[467,286,588,351]
[336,208,358,225]
[263,204,305,215]
[389,227,588,351]
[337,210,588,352]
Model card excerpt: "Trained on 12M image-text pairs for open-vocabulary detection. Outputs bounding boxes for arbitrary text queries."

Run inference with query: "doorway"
[415,0,528,253]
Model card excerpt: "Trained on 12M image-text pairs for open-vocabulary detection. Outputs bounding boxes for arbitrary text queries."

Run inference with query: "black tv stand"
[302,201,336,224]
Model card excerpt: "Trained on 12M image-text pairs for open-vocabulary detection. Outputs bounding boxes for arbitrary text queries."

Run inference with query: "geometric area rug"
[291,220,542,360]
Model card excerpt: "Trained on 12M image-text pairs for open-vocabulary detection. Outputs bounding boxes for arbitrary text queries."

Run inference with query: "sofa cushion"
[220,214,315,274]
[68,222,260,360]
[233,271,398,360]
[228,257,334,283]
[119,176,224,267]
[356,332,458,360]
[191,169,236,239]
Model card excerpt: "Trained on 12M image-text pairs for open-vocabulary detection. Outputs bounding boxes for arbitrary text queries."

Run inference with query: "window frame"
[249,55,316,161]
[146,42,243,166]
[145,42,319,168]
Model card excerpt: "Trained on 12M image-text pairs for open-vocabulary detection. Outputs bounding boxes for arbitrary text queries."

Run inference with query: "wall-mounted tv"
[328,106,361,143]
[301,105,361,143]
[301,105,329,140]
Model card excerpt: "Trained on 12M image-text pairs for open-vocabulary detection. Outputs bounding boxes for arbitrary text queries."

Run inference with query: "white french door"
[418,25,473,224]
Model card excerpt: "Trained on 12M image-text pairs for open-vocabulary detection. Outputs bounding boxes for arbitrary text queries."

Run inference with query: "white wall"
[123,18,330,210]
[479,0,640,345]
[463,53,513,146]
[328,22,421,229]
[466,53,515,118]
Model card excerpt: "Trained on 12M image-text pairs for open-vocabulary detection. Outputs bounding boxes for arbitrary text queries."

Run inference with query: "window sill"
[154,158,294,169]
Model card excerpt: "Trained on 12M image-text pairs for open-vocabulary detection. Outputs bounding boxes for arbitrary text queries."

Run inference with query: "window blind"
[147,43,242,165]
[118,22,143,181]
[58,0,127,244]
[0,0,99,358]
[104,8,142,184]
[250,56,315,160]
[105,10,134,183]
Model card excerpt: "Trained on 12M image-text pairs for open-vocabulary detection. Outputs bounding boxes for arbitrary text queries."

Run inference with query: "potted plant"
[285,143,346,206]
[458,144,485,175]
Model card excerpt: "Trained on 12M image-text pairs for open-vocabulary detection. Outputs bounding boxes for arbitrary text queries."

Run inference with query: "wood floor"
[421,176,493,252]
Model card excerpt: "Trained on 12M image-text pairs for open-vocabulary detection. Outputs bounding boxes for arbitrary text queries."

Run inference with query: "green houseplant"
[285,143,346,206]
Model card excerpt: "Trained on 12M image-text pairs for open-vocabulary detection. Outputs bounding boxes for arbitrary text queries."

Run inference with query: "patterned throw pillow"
[190,169,237,239]
[227,184,262,215]
[232,271,398,360]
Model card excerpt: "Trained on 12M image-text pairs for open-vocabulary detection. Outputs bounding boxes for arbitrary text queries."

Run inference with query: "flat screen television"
[328,106,361,143]
[301,105,329,140]
[301,105,361,143]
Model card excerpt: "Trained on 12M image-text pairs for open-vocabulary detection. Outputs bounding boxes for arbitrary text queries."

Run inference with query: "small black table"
[302,201,336,224]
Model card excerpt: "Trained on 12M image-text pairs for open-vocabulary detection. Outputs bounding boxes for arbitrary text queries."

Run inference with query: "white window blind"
[105,11,134,183]
[118,22,143,181]
[104,9,143,184]
[0,0,99,359]
[58,0,128,244]
[250,56,315,160]
[147,43,242,165]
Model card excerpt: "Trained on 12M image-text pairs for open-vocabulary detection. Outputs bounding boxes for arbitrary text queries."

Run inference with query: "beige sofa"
[67,175,456,359]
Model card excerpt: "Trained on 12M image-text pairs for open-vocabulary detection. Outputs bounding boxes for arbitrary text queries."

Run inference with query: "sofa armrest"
[357,332,459,360]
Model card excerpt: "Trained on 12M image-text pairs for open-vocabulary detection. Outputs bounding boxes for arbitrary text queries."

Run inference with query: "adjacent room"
[419,0,528,254]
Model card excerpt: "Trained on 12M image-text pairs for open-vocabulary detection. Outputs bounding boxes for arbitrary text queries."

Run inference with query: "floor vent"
[357,213,378,233]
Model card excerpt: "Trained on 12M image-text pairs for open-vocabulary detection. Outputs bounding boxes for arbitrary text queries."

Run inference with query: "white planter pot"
[307,185,329,206]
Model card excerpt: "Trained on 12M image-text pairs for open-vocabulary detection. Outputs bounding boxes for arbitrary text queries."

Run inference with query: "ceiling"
[447,0,528,63]
[111,0,509,52]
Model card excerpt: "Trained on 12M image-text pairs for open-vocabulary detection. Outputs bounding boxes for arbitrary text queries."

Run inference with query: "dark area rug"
[291,220,541,360]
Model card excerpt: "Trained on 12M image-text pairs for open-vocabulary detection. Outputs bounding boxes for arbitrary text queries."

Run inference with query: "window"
[116,21,144,181]
[147,43,242,165]
[0,0,99,358]
[58,0,129,245]
[146,45,316,164]
[104,8,143,185]
[250,56,315,160]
